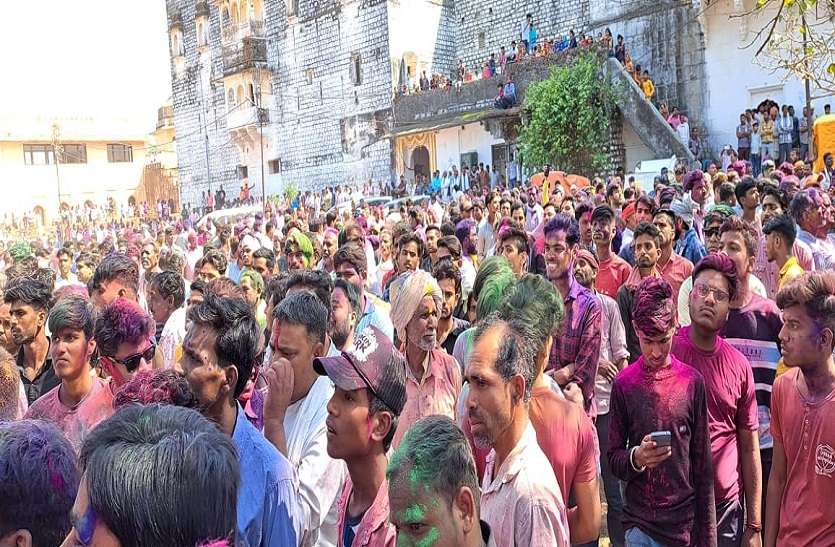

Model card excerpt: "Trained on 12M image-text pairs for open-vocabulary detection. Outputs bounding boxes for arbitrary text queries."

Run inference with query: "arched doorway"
[412,146,430,179]
[33,206,45,226]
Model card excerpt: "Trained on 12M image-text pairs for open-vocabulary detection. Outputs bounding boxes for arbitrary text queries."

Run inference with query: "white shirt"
[159,307,187,370]
[283,376,347,547]
[481,424,570,547]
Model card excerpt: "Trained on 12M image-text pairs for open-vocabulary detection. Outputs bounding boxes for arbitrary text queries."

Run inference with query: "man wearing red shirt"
[652,209,694,298]
[765,272,835,546]
[591,205,632,299]
[672,254,762,547]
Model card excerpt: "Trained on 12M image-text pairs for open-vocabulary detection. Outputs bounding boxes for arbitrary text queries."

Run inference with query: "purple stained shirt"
[671,327,759,505]
[608,355,717,547]
[547,276,602,417]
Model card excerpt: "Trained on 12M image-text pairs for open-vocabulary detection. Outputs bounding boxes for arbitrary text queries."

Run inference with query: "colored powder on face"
[415,528,440,547]
[403,503,426,522]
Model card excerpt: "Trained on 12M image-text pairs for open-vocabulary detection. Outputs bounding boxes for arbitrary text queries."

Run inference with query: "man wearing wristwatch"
[609,276,716,546]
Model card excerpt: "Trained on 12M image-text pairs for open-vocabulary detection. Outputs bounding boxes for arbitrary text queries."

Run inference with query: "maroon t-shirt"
[671,327,758,504]
[608,355,716,546]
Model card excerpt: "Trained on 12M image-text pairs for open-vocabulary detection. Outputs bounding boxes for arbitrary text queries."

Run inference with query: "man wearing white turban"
[388,269,462,449]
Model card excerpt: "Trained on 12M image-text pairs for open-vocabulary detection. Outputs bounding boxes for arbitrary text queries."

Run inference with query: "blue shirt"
[232,403,301,547]
[226,261,244,284]
[356,293,394,342]
[675,228,706,266]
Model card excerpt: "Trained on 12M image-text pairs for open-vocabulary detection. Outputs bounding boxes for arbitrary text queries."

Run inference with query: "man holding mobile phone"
[609,277,716,546]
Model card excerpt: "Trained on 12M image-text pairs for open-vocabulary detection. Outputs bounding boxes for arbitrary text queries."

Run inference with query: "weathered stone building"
[166,0,458,204]
[166,0,832,200]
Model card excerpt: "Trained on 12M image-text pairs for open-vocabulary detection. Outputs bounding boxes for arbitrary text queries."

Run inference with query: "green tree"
[518,52,619,176]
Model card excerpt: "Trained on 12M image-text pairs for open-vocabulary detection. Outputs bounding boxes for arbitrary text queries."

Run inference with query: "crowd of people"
[1,148,835,547]
[398,13,616,97]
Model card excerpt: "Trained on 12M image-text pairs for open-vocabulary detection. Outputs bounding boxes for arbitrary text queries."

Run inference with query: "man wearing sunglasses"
[673,254,762,547]
[94,298,155,392]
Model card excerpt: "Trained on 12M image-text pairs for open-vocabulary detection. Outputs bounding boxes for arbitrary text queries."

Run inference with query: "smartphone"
[649,430,672,447]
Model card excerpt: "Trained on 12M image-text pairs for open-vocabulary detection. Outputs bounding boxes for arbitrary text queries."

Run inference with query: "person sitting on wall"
[495,76,517,109]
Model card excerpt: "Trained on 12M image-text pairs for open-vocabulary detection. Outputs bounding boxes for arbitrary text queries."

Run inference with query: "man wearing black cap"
[316,325,407,547]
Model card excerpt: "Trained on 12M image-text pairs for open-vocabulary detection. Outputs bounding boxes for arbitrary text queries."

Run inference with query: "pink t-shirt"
[25,377,114,453]
[392,349,461,449]
[770,368,835,546]
[671,327,758,504]
[595,255,633,300]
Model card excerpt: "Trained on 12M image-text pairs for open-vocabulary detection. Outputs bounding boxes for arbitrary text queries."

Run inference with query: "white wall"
[622,120,656,173]
[435,122,504,172]
[703,0,833,154]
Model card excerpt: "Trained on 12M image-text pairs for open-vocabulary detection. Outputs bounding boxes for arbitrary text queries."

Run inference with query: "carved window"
[349,52,362,86]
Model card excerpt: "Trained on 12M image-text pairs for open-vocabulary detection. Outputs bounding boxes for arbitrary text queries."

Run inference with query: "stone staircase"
[603,57,695,163]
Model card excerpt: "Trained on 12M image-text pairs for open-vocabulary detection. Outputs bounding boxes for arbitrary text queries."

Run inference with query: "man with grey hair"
[261,290,346,547]
[465,314,570,546]
[388,415,497,547]
[790,188,835,270]
[25,295,114,451]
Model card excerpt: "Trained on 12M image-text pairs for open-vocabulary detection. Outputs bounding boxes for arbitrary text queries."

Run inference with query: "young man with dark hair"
[755,186,814,298]
[497,226,530,277]
[619,195,655,266]
[315,325,408,547]
[195,248,228,283]
[0,420,79,546]
[437,234,475,308]
[763,214,804,290]
[395,232,423,276]
[261,291,346,547]
[74,252,98,287]
[433,258,470,355]
[420,224,442,272]
[64,404,239,547]
[573,249,629,546]
[616,221,664,362]
[147,270,187,370]
[89,252,139,308]
[591,205,632,299]
[673,254,762,546]
[95,298,155,391]
[4,277,55,404]
[181,293,301,546]
[719,216,784,518]
[765,271,835,546]
[330,278,360,352]
[388,416,497,547]
[55,247,80,289]
[253,247,277,280]
[735,176,762,232]
[25,295,113,452]
[543,214,602,416]
[609,276,716,546]
[652,208,695,298]
[334,242,394,341]
[575,201,595,251]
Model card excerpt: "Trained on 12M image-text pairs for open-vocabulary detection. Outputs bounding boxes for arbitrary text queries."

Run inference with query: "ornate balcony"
[221,18,265,45]
[168,10,183,30]
[222,37,267,76]
[195,0,210,19]
[228,105,270,149]
[156,105,175,130]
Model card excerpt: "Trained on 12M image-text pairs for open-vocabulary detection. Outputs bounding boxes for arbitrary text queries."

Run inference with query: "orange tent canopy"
[530,170,591,204]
